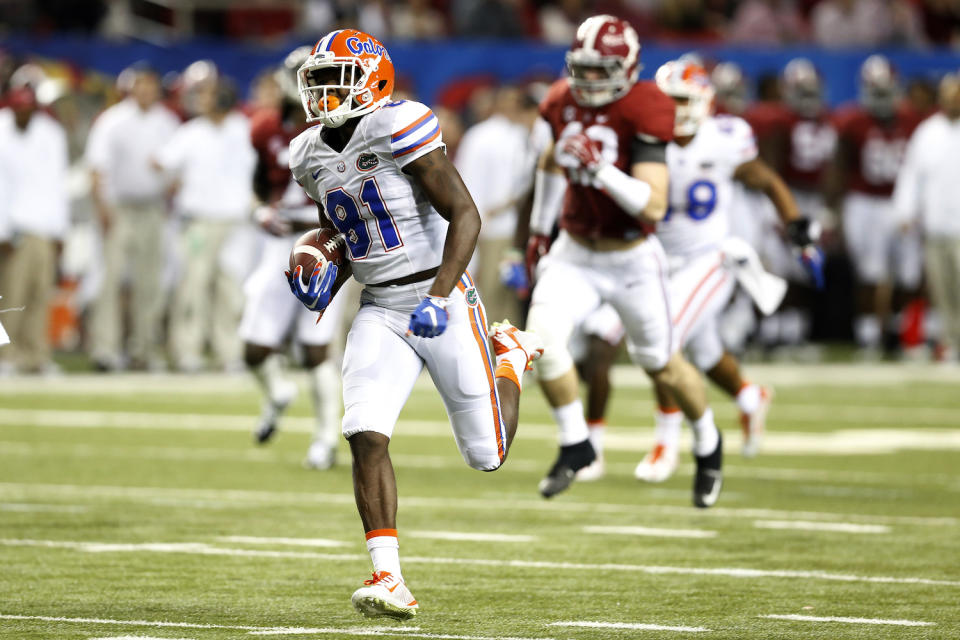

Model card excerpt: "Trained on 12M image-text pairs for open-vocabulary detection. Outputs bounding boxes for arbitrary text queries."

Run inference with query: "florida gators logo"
[357,152,379,172]
[465,287,479,307]
[346,36,390,60]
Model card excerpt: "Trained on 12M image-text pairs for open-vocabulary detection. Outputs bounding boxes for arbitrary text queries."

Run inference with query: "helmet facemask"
[566,51,637,107]
[298,52,384,128]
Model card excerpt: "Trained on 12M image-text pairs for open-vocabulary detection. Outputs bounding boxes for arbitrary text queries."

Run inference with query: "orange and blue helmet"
[655,59,715,137]
[297,29,395,128]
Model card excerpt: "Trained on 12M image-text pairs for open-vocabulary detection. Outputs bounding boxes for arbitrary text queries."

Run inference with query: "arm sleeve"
[630,137,667,164]
[725,116,759,166]
[389,101,444,169]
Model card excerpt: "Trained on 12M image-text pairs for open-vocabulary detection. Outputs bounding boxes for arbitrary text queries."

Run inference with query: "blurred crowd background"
[1,0,959,376]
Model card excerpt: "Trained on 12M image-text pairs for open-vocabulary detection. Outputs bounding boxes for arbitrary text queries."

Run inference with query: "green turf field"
[1,364,958,639]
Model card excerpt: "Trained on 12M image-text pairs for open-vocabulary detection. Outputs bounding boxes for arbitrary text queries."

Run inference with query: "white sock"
[553,399,589,446]
[309,359,340,446]
[736,383,761,415]
[586,420,605,456]
[249,353,283,401]
[366,532,402,581]
[855,315,882,349]
[654,408,683,450]
[689,408,719,457]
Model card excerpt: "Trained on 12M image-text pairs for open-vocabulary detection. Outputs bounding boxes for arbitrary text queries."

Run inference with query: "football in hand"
[289,228,347,287]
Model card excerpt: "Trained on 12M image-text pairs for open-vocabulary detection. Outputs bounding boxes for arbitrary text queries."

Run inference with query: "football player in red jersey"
[526,15,723,507]
[239,47,353,469]
[829,55,923,356]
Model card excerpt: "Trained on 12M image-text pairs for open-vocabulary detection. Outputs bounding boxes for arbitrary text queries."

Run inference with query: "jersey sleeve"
[387,101,444,169]
[537,79,568,138]
[719,115,759,166]
[287,128,323,204]
[626,82,675,145]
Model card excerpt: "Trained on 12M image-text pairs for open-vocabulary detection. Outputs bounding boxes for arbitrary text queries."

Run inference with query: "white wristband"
[530,169,567,236]
[594,164,652,219]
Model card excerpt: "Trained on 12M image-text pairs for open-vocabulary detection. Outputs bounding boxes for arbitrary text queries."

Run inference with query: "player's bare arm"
[404,147,481,298]
[630,161,669,221]
[733,157,800,223]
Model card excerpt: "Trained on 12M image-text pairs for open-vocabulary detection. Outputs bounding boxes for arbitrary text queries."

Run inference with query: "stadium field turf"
[1,364,958,639]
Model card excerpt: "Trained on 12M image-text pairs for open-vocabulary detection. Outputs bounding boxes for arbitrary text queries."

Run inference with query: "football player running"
[240,46,352,469]
[634,60,821,482]
[286,30,543,620]
[526,15,723,507]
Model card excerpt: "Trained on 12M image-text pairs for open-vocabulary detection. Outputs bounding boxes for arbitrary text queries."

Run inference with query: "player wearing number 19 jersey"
[524,15,723,507]
[286,28,543,620]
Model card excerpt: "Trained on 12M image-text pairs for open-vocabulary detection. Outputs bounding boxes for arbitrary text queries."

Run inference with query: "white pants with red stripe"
[529,231,673,374]
[340,272,507,471]
[669,249,737,371]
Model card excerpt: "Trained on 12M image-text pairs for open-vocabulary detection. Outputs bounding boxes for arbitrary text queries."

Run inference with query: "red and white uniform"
[660,115,759,370]
[239,110,351,348]
[835,104,923,285]
[529,78,679,373]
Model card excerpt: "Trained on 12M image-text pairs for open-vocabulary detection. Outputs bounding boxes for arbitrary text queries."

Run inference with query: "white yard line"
[407,531,537,543]
[549,621,709,632]
[583,525,717,539]
[4,408,960,454]
[217,536,348,548]
[1,482,955,527]
[2,363,958,395]
[0,502,87,513]
[89,637,198,640]
[3,538,959,588]
[760,614,935,627]
[754,520,890,534]
[0,614,547,640]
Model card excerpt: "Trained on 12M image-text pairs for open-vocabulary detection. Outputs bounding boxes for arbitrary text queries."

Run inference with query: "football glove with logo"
[408,295,450,338]
[786,218,825,290]
[286,263,339,312]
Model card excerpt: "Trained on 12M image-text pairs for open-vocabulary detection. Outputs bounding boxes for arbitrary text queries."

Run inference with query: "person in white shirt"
[894,73,960,361]
[154,77,257,371]
[85,65,181,371]
[456,86,538,327]
[0,78,70,374]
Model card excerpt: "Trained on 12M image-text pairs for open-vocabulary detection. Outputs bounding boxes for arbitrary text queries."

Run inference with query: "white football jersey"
[658,115,758,259]
[289,100,447,285]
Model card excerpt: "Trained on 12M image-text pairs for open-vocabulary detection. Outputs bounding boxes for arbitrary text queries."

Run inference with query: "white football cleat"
[253,379,298,445]
[740,386,772,458]
[488,320,544,370]
[575,451,605,481]
[351,571,419,620]
[634,443,679,483]
[303,440,336,470]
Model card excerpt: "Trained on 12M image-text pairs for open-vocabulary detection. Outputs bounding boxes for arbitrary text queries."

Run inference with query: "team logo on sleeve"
[357,153,379,172]
[465,287,479,307]
[336,161,346,173]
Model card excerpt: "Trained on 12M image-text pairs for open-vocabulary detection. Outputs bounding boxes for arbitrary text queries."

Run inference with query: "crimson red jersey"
[832,104,922,197]
[755,104,837,191]
[539,78,675,240]
[250,108,312,214]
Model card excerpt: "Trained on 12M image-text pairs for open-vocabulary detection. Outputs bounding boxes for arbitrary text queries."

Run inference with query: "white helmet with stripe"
[565,15,641,107]
[655,59,715,137]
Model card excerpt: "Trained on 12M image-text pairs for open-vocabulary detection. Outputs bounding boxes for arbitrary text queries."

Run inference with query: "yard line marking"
[2,482,955,527]
[0,614,549,640]
[90,637,198,640]
[408,531,536,543]
[583,525,717,539]
[7,408,960,446]
[0,502,87,513]
[760,614,935,627]
[549,621,709,632]
[754,520,890,534]
[3,539,959,588]
[217,536,348,548]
